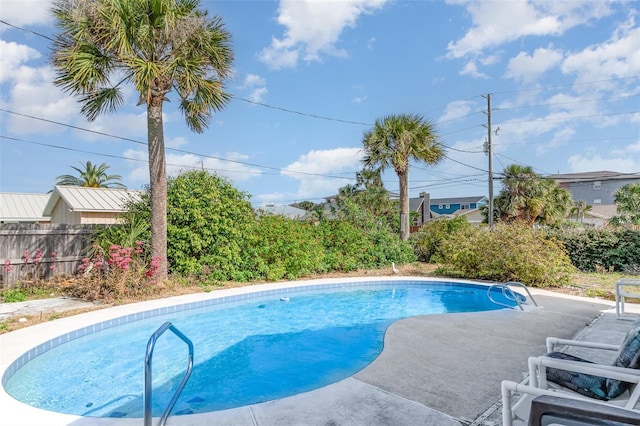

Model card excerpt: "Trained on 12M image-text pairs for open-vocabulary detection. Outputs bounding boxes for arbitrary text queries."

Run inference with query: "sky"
[0,0,639,207]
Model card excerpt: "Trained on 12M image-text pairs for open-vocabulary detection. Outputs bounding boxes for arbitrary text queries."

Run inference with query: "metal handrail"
[487,281,538,310]
[144,322,194,426]
[503,281,538,307]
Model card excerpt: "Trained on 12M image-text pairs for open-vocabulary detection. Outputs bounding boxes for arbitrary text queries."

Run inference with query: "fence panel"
[0,224,98,289]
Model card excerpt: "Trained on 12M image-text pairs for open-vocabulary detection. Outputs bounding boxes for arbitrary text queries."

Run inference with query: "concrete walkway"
[0,297,96,321]
[1,284,638,426]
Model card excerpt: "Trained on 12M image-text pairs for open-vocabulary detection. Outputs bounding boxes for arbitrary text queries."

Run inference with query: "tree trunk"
[398,169,410,241]
[147,102,168,281]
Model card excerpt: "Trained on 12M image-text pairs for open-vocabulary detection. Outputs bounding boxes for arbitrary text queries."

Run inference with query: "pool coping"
[1,276,483,426]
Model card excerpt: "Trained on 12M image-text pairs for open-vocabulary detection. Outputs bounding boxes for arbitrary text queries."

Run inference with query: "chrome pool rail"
[488,281,538,310]
[144,322,194,426]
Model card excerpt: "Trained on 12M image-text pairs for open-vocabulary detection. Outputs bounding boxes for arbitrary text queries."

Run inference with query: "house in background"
[548,171,640,206]
[429,196,488,216]
[576,205,619,228]
[0,193,51,224]
[411,194,488,228]
[42,185,142,225]
[257,203,310,220]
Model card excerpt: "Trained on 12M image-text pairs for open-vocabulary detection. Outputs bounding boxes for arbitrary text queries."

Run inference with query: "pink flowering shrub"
[5,249,58,282]
[71,241,161,301]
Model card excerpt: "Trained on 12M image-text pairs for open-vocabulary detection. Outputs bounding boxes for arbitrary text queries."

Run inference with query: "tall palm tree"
[495,164,571,225]
[52,0,233,280]
[362,114,444,240]
[56,161,126,189]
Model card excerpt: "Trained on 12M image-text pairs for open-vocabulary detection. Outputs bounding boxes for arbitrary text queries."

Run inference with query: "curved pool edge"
[0,276,502,426]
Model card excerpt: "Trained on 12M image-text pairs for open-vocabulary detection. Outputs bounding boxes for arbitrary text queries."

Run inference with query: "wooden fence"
[0,224,98,288]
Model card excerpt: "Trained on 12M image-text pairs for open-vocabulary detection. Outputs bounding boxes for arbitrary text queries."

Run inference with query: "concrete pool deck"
[1,278,638,426]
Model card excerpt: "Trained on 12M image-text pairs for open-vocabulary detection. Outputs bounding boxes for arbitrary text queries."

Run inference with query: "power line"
[0,109,357,180]
[494,110,639,126]
[0,135,272,177]
[494,94,639,111]
[490,75,640,96]
[0,19,55,41]
[231,96,372,126]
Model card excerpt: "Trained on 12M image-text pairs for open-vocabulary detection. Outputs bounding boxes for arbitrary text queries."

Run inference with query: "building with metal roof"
[42,186,142,225]
[0,193,51,223]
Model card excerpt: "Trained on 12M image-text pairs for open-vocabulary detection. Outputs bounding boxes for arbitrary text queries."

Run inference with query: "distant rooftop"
[43,185,142,216]
[547,171,640,183]
[0,193,50,222]
[429,196,487,205]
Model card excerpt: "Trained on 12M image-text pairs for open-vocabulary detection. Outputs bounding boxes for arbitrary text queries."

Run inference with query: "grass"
[0,262,637,335]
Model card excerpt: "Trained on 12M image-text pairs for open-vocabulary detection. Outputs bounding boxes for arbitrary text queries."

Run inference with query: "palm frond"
[79,88,125,121]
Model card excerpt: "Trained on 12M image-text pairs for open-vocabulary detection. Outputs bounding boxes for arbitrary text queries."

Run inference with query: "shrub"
[89,211,150,258]
[240,215,324,281]
[65,243,161,301]
[410,216,472,262]
[438,222,575,287]
[547,228,640,273]
[129,170,256,280]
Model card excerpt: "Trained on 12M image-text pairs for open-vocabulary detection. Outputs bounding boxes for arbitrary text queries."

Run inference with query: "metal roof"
[257,204,309,220]
[0,193,50,222]
[429,196,487,205]
[547,171,640,183]
[43,186,142,215]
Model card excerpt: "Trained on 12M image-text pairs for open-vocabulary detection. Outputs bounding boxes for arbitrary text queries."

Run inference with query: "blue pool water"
[3,281,518,418]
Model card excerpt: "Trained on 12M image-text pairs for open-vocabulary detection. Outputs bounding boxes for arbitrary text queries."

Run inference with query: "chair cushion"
[606,320,640,398]
[545,352,608,400]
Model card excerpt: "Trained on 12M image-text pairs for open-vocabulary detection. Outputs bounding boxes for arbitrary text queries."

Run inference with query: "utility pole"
[482,93,494,228]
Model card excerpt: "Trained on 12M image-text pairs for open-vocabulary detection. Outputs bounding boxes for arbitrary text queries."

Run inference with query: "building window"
[593,199,602,205]
[445,204,450,209]
[461,204,469,210]
[438,204,443,209]
[593,181,601,190]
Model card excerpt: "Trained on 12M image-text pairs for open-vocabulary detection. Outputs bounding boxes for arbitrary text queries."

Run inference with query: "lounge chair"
[501,318,640,425]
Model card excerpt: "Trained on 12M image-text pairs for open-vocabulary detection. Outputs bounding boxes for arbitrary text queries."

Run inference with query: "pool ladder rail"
[488,281,539,311]
[144,322,194,426]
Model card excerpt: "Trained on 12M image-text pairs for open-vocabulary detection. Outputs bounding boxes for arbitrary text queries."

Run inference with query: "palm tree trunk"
[399,169,410,241]
[147,102,168,281]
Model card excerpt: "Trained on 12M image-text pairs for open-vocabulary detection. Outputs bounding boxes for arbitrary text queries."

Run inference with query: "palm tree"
[362,114,444,240]
[56,161,126,189]
[570,200,592,223]
[52,0,233,281]
[494,164,572,225]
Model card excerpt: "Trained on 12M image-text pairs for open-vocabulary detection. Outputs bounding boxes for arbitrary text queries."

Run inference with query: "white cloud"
[281,147,363,199]
[0,0,53,28]
[352,95,367,104]
[0,40,41,83]
[249,87,268,103]
[237,73,267,103]
[2,63,80,135]
[460,60,488,79]
[240,73,266,88]
[447,0,612,59]
[124,149,263,185]
[568,150,639,173]
[506,45,563,84]
[536,127,575,155]
[561,24,640,93]
[439,100,473,123]
[259,0,388,69]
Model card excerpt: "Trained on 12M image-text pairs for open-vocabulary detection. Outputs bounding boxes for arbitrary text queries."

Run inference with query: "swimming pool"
[1,278,519,421]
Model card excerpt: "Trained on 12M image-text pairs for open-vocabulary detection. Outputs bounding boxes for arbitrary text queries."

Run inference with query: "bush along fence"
[0,223,97,288]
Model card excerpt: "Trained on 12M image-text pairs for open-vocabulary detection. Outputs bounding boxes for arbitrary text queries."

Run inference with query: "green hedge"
[546,228,640,273]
